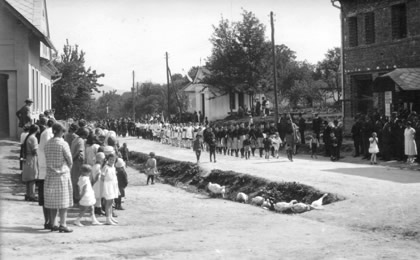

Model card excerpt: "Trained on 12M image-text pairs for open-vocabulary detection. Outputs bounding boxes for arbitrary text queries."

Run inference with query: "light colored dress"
[85,144,100,166]
[38,127,53,180]
[78,176,96,207]
[91,164,102,199]
[271,137,283,151]
[22,134,38,182]
[102,164,119,200]
[44,137,73,209]
[368,137,379,154]
[404,127,417,156]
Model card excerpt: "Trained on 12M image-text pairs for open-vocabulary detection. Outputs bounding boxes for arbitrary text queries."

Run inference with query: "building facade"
[183,67,252,121]
[0,0,57,138]
[334,0,420,129]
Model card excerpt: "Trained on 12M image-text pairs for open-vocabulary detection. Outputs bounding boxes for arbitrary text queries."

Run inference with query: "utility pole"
[132,70,135,121]
[270,11,279,124]
[165,52,170,120]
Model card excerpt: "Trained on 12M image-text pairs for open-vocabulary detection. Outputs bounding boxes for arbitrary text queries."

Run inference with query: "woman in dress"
[404,121,417,163]
[70,127,89,203]
[44,122,73,233]
[21,124,39,201]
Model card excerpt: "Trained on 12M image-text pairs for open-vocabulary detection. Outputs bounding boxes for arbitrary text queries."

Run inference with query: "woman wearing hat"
[16,98,33,128]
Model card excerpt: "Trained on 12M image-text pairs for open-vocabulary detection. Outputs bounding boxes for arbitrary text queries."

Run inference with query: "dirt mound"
[130,152,344,212]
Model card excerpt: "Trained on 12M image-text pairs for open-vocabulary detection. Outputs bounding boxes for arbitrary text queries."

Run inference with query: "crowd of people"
[130,113,344,163]
[351,110,420,164]
[121,110,418,166]
[19,109,136,233]
[15,96,419,233]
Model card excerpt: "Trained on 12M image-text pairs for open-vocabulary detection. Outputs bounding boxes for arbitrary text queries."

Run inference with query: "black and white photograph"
[1,0,420,259]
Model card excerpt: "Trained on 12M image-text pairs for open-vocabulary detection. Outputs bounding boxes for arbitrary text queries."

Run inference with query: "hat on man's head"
[25,98,33,103]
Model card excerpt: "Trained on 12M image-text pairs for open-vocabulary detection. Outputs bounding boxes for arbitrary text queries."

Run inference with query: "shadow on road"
[0,226,48,234]
[0,173,25,196]
[0,141,19,147]
[323,167,420,183]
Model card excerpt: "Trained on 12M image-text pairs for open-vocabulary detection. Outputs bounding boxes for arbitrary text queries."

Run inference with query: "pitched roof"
[3,0,55,50]
[192,67,211,84]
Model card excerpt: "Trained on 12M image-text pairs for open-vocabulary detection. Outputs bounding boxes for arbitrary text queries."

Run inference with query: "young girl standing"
[369,132,379,165]
[101,154,119,225]
[192,135,203,163]
[145,152,158,185]
[92,152,105,216]
[270,133,282,159]
[74,164,102,226]
[308,135,319,159]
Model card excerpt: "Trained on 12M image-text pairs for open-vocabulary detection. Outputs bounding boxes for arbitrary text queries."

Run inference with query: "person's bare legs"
[59,208,69,227]
[105,200,116,225]
[49,208,58,231]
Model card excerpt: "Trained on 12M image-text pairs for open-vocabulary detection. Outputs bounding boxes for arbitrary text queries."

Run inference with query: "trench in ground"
[129,152,345,214]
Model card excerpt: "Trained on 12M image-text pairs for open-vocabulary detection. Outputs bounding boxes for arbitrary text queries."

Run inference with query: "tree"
[169,73,190,117]
[205,10,267,96]
[314,47,342,103]
[283,62,322,108]
[52,41,104,119]
[95,90,125,119]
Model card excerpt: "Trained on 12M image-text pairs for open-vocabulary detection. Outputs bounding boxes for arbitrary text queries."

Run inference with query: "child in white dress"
[91,152,105,216]
[270,133,283,159]
[74,164,102,226]
[369,132,379,165]
[101,154,119,225]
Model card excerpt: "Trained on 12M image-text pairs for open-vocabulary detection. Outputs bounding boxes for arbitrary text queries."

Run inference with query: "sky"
[47,0,341,92]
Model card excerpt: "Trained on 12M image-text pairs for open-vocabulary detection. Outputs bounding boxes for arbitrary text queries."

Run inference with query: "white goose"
[207,182,226,198]
[250,196,266,206]
[291,202,311,213]
[272,200,297,213]
[236,192,248,203]
[310,193,328,210]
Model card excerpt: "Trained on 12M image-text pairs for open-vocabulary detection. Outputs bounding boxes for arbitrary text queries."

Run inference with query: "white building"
[0,0,57,138]
[183,67,252,121]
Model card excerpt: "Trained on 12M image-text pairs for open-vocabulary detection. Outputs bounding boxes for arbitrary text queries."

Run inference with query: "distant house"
[0,0,58,138]
[182,67,252,121]
[332,0,420,130]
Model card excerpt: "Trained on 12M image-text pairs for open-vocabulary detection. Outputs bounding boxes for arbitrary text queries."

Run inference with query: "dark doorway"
[0,74,9,137]
[353,75,373,114]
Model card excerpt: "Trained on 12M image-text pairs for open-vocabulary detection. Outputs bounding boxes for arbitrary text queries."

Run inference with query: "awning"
[373,68,420,92]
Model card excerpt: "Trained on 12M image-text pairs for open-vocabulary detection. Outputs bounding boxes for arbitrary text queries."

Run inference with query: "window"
[31,68,35,101]
[35,70,39,111]
[365,12,375,44]
[229,92,236,110]
[348,16,358,47]
[391,3,407,39]
[41,83,44,112]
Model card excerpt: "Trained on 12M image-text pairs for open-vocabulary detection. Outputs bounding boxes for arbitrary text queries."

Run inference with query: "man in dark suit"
[16,98,33,128]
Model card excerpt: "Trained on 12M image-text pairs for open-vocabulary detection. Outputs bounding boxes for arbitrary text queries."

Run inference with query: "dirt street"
[1,138,420,259]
